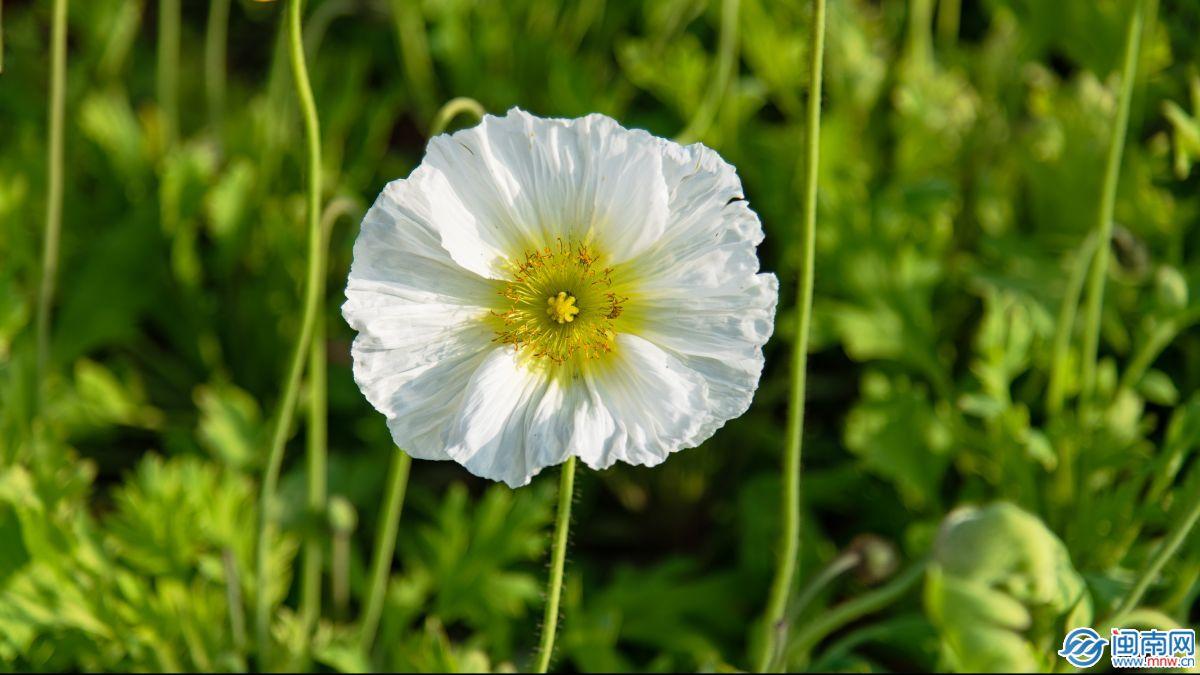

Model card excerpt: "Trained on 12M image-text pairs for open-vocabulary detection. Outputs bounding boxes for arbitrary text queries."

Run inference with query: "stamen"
[493,241,625,365]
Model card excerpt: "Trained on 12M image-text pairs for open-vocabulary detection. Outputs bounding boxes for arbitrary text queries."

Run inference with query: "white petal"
[443,348,568,487]
[624,140,765,293]
[570,334,710,470]
[343,174,499,461]
[618,140,778,446]
[345,113,778,485]
[423,108,671,277]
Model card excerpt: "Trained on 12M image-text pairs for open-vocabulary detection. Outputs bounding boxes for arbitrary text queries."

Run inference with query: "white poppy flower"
[343,108,778,487]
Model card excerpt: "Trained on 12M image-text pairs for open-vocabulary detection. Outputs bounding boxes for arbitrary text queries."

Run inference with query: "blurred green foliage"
[1,0,1199,671]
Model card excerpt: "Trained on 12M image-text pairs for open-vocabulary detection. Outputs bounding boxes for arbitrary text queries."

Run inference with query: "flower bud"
[1155,265,1188,311]
[847,534,898,585]
[328,495,357,535]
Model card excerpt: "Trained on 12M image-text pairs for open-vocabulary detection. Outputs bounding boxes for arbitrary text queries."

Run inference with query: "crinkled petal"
[343,174,498,461]
[345,111,777,486]
[617,140,778,449]
[423,108,671,277]
[443,348,569,487]
[570,334,710,470]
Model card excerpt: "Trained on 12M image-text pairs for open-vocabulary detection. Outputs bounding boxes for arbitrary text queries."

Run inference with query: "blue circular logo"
[1058,627,1109,668]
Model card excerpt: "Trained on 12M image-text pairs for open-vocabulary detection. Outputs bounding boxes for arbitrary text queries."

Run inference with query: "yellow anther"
[546,291,580,324]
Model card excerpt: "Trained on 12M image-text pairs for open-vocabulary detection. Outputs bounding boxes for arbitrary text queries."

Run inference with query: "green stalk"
[1046,234,1098,419]
[785,552,858,628]
[299,305,327,639]
[785,560,928,666]
[535,456,577,673]
[205,0,231,141]
[359,450,413,653]
[1048,235,1097,517]
[1112,481,1200,619]
[255,0,324,663]
[676,0,738,144]
[936,0,960,48]
[388,0,437,125]
[35,0,68,407]
[1078,0,1143,411]
[157,0,180,149]
[1118,307,1200,393]
[223,548,248,654]
[329,495,357,623]
[429,96,486,136]
[754,0,826,671]
[768,552,859,671]
[299,197,359,638]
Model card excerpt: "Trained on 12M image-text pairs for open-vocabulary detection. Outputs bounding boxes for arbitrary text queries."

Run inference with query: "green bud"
[925,503,1091,672]
[848,534,898,585]
[328,495,357,535]
[1155,265,1188,311]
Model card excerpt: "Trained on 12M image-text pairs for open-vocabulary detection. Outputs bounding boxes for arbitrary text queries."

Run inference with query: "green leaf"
[844,372,954,509]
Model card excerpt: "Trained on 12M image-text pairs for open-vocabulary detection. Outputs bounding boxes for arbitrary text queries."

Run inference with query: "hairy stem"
[35,0,68,408]
[755,0,826,671]
[1079,0,1143,411]
[535,456,577,673]
[359,450,413,654]
[255,0,324,663]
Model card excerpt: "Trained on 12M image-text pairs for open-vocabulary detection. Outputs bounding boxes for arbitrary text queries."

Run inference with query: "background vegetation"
[1,0,1199,671]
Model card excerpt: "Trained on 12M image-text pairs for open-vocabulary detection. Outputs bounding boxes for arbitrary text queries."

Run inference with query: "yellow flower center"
[493,240,625,365]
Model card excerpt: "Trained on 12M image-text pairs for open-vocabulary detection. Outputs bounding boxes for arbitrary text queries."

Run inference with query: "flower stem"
[1079,0,1143,411]
[205,0,231,143]
[768,551,859,671]
[255,0,324,664]
[785,559,928,666]
[157,0,180,149]
[1046,233,1098,419]
[223,548,248,654]
[299,300,327,639]
[1112,478,1200,620]
[785,552,859,628]
[35,0,67,409]
[1118,307,1200,393]
[387,0,437,125]
[936,0,960,48]
[297,198,357,643]
[755,0,825,671]
[429,96,486,136]
[359,449,412,654]
[676,0,738,144]
[535,455,576,673]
